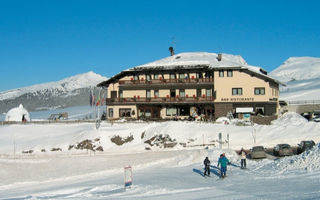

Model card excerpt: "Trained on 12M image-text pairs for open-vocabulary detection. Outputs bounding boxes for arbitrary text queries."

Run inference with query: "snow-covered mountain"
[270,57,320,101]
[0,71,107,113]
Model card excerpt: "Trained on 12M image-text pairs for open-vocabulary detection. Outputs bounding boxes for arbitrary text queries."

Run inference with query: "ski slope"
[1,112,320,199]
[1,147,320,199]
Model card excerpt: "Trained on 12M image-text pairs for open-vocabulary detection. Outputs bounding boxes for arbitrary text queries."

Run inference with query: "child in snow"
[203,157,211,176]
[217,153,229,178]
[239,148,247,169]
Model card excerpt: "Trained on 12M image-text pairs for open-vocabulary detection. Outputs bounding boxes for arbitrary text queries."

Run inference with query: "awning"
[236,107,254,113]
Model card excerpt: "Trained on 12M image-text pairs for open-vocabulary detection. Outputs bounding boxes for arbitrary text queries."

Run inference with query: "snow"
[133,52,248,68]
[270,56,320,101]
[130,52,275,81]
[270,57,320,82]
[5,104,30,122]
[0,71,107,101]
[1,111,320,199]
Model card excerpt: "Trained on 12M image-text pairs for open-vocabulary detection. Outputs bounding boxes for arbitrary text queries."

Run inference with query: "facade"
[98,52,282,121]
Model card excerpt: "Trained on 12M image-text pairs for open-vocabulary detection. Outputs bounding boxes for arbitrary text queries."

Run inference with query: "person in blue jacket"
[217,153,229,178]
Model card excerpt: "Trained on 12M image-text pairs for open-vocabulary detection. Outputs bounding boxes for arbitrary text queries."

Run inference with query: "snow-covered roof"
[98,52,283,87]
[131,52,247,69]
[130,52,278,81]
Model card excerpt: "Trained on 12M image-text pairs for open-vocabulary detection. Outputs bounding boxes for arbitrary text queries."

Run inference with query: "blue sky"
[0,0,320,91]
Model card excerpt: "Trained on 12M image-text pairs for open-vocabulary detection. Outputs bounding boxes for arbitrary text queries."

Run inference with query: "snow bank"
[258,144,320,175]
[271,112,308,126]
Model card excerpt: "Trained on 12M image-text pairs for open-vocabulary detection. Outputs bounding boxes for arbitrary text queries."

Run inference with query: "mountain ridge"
[0,71,107,113]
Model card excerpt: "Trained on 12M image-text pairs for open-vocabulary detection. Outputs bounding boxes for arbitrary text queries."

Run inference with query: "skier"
[239,148,247,169]
[203,157,211,176]
[217,153,229,178]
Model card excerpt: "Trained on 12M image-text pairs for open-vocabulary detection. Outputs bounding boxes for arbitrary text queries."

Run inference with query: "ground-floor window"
[108,108,113,118]
[166,107,177,116]
[256,107,265,115]
[119,108,131,117]
[166,106,190,116]
[178,106,189,116]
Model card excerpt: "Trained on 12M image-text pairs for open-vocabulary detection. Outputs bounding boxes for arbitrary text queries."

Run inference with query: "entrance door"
[170,89,176,98]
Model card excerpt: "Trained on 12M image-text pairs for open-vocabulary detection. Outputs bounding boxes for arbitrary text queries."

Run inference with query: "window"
[119,90,123,98]
[170,89,176,98]
[227,70,233,77]
[111,91,117,99]
[154,90,159,98]
[197,89,202,97]
[196,73,203,79]
[178,106,189,116]
[170,73,176,79]
[145,109,151,117]
[108,108,113,118]
[166,107,177,116]
[179,73,185,79]
[205,72,213,78]
[133,75,139,80]
[254,88,265,95]
[146,90,151,98]
[232,88,242,95]
[179,89,185,97]
[219,70,224,77]
[154,74,159,80]
[256,107,265,115]
[206,89,212,97]
[146,74,151,81]
[119,108,131,117]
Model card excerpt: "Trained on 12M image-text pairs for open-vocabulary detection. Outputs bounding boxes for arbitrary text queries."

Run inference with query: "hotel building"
[98,52,282,123]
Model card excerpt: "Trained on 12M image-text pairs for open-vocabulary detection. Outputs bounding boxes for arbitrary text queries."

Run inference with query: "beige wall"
[214,70,274,103]
[123,90,145,98]
[107,83,119,98]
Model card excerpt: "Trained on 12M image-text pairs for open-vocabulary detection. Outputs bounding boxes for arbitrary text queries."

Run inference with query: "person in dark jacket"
[203,157,211,176]
[217,153,229,178]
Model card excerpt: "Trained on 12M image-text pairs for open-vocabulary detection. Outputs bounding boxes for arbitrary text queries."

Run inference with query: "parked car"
[312,116,320,122]
[297,140,316,154]
[273,144,294,157]
[249,146,267,159]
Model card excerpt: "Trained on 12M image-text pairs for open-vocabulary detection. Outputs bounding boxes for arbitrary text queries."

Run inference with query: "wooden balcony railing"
[106,96,215,104]
[118,78,213,85]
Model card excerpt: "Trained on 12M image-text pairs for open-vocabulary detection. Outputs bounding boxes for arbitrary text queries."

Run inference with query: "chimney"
[169,46,174,56]
[217,53,222,61]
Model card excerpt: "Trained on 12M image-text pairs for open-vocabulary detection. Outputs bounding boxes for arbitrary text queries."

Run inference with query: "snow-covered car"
[297,140,315,154]
[249,146,267,159]
[273,144,294,157]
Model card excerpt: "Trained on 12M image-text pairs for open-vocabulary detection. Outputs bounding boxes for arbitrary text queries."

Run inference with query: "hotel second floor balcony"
[118,78,213,89]
[106,95,215,105]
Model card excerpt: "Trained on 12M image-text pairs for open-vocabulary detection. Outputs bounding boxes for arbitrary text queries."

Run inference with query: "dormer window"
[227,70,233,77]
[219,70,224,77]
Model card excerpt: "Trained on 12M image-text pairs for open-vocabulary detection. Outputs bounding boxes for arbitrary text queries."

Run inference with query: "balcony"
[118,78,213,86]
[106,96,215,105]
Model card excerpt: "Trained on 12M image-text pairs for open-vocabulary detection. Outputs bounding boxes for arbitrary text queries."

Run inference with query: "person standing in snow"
[239,148,247,169]
[217,153,229,178]
[203,157,211,176]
